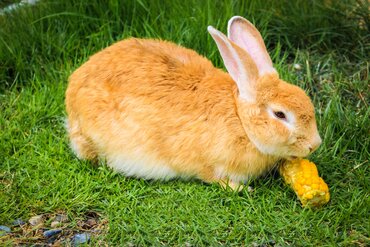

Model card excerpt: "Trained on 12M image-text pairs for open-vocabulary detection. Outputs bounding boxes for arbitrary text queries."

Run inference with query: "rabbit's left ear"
[208,26,259,103]
[227,16,277,77]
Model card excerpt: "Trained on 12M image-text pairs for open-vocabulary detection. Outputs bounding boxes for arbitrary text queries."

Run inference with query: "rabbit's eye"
[274,111,286,120]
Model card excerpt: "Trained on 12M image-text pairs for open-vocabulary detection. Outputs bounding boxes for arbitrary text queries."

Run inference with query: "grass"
[0,0,369,245]
[0,0,21,9]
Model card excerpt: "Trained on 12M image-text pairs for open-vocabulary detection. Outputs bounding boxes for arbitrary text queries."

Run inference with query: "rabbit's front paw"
[219,179,244,192]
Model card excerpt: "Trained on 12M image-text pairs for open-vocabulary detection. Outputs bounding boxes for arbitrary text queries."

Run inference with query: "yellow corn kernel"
[279,159,330,207]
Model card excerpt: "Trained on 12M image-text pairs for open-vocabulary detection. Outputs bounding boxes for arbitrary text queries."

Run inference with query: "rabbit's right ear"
[227,16,276,77]
[208,26,259,103]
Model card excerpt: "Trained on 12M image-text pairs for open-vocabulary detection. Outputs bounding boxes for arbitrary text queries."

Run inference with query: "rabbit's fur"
[65,16,321,190]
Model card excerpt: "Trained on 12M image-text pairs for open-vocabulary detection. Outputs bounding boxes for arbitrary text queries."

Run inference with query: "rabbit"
[65,16,322,191]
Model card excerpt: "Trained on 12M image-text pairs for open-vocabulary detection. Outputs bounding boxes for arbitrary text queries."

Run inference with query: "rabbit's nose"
[310,134,322,153]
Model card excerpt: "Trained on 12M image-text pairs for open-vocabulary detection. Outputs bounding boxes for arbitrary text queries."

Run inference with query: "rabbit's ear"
[227,16,276,76]
[208,26,259,103]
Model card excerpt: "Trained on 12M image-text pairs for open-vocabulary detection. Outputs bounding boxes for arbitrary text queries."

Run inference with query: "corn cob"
[279,159,330,207]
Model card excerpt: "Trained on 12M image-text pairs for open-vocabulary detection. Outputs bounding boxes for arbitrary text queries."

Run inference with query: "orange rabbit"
[65,16,322,190]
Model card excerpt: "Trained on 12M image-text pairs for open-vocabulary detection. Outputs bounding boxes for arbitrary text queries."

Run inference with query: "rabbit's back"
[65,38,257,180]
[67,38,228,111]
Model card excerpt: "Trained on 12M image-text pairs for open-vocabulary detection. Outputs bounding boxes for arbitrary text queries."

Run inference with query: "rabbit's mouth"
[287,155,298,161]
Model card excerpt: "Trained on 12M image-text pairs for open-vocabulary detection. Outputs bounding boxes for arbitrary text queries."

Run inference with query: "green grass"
[0,0,21,9]
[0,0,369,245]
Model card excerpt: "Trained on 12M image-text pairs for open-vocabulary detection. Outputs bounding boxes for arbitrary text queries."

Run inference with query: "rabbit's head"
[208,16,321,159]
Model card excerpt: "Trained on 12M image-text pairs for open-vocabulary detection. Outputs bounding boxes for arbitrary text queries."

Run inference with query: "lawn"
[0,0,369,246]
